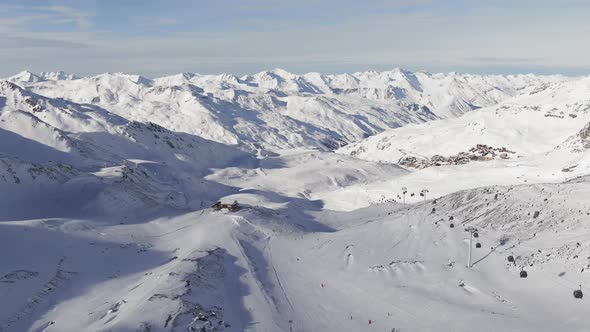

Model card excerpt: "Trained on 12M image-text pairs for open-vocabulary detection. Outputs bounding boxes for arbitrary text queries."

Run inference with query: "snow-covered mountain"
[341,76,590,157]
[5,68,566,151]
[331,76,590,213]
[0,79,255,220]
[3,68,590,332]
[8,70,78,83]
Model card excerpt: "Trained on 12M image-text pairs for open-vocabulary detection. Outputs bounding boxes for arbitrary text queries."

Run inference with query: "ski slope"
[2,69,590,331]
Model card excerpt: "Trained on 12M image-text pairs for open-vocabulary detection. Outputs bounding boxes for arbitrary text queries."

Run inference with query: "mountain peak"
[39,71,78,81]
[94,72,154,86]
[270,68,296,78]
[7,70,78,83]
[8,70,42,83]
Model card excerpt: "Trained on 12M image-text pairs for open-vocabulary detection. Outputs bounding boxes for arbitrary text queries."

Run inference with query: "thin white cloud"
[0,4,94,31]
[36,5,94,29]
[133,17,181,28]
[0,1,589,76]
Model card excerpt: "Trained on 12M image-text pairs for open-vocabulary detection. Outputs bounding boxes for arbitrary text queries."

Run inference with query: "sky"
[1,0,590,77]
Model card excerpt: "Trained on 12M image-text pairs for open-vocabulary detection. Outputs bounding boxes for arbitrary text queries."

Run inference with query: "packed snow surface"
[2,69,590,331]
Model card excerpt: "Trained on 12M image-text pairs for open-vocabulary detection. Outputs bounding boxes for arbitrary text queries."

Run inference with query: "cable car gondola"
[520,270,528,278]
[475,242,482,248]
[507,255,515,263]
[473,232,479,238]
[574,286,583,299]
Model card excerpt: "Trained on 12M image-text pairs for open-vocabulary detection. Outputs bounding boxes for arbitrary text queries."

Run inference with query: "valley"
[1,69,590,331]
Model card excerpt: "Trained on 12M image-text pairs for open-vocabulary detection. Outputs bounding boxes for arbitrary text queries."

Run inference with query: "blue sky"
[1,0,590,77]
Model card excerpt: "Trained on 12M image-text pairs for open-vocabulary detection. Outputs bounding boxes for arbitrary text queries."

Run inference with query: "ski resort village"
[3,1,590,331]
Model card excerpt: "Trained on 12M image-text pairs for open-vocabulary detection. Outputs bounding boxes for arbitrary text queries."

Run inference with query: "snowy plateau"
[2,68,590,331]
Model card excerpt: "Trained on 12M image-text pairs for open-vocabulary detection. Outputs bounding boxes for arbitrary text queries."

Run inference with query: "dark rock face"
[579,123,590,149]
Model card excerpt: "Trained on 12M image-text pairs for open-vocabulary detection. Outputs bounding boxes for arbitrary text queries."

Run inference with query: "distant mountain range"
[5,68,566,151]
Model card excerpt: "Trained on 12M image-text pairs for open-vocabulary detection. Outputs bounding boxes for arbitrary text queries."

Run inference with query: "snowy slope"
[3,69,590,332]
[270,179,590,331]
[5,163,590,331]
[339,76,590,163]
[332,76,590,210]
[0,80,255,220]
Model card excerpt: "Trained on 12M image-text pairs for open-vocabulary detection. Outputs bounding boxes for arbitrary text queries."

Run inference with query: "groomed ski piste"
[2,69,590,331]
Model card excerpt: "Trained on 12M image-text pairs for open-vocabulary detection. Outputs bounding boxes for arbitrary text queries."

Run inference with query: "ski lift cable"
[438,213,584,293]
[504,253,587,290]
[515,258,582,291]
[528,258,587,290]
[528,266,584,292]
[481,239,587,290]
[497,253,581,292]
[461,232,585,292]
[444,212,588,296]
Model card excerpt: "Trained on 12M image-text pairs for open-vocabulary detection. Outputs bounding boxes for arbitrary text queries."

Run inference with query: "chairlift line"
[420,188,429,201]
[454,223,585,301]
[464,226,479,267]
[401,187,408,204]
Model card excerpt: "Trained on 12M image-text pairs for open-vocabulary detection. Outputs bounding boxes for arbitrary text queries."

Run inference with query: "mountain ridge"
[3,68,569,151]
